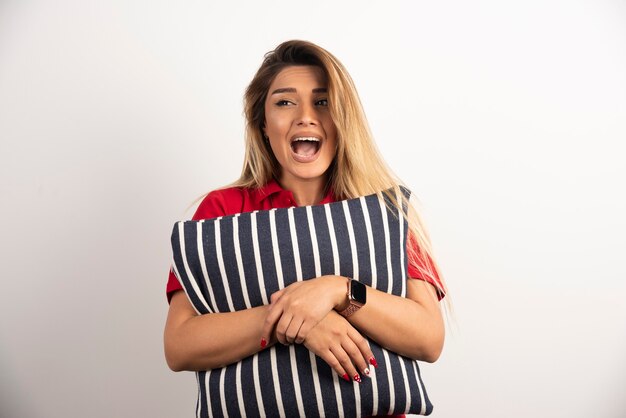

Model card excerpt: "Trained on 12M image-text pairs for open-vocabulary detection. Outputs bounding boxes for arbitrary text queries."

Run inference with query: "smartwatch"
[338,279,367,317]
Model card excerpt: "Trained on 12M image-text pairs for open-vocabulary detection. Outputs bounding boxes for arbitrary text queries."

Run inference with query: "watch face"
[350,280,367,304]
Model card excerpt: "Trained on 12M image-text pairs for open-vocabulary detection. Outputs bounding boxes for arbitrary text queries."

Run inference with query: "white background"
[1,1,625,417]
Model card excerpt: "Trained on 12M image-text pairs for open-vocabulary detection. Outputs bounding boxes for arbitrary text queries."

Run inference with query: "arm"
[341,279,444,362]
[262,275,444,362]
[164,289,375,374]
[164,290,271,371]
[165,189,268,371]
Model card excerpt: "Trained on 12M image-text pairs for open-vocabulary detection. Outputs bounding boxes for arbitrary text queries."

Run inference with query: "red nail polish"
[369,357,378,368]
[353,373,361,383]
[260,338,267,348]
[342,373,350,382]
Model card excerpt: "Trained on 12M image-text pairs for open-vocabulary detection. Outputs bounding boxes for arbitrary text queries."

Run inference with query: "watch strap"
[339,302,362,317]
[338,279,365,317]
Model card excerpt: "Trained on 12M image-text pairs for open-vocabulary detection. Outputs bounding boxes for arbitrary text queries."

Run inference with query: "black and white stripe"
[171,187,434,417]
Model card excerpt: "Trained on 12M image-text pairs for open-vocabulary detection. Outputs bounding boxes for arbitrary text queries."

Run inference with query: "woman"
[165,40,446,416]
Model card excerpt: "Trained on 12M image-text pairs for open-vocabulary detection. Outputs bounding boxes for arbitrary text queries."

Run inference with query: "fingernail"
[363,367,370,377]
[369,357,378,368]
[353,373,361,383]
[260,338,267,348]
[342,373,350,382]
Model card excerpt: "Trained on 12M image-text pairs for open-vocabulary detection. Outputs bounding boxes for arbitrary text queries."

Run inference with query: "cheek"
[323,118,338,153]
[265,110,290,136]
[322,113,336,133]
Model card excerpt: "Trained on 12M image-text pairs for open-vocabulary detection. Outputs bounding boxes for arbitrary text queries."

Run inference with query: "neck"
[279,176,327,206]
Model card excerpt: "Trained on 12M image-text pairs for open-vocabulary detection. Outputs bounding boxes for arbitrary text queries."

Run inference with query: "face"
[263,65,337,191]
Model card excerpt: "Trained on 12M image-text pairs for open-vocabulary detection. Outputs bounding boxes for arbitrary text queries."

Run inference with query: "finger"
[294,321,314,344]
[261,304,284,347]
[284,318,304,345]
[317,349,350,382]
[340,337,369,381]
[270,289,284,304]
[275,313,293,345]
[330,344,361,383]
[349,328,377,371]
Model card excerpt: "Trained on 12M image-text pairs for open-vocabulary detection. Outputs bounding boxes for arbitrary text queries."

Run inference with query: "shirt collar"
[256,179,335,207]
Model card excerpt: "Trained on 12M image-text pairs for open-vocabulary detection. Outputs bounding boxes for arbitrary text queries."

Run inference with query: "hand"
[303,311,376,383]
[261,275,348,345]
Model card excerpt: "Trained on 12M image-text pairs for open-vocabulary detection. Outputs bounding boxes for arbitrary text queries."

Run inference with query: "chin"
[299,163,333,177]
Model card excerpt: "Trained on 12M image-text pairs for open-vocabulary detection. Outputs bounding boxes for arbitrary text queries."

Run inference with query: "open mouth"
[290,137,321,161]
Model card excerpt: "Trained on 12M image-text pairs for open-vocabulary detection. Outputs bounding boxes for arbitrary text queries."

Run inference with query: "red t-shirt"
[166,180,445,301]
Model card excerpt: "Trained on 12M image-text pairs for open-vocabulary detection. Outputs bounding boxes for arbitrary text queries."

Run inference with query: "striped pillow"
[171,188,434,417]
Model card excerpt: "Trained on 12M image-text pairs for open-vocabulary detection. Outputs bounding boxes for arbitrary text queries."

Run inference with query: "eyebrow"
[270,87,328,95]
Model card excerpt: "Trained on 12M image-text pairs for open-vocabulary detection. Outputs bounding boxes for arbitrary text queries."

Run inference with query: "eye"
[275,99,294,106]
[316,99,329,106]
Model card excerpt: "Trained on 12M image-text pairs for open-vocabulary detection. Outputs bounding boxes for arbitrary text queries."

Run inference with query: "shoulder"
[191,180,290,220]
[192,186,248,220]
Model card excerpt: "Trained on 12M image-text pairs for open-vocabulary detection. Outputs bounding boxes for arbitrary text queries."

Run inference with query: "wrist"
[337,279,367,318]
[330,276,350,311]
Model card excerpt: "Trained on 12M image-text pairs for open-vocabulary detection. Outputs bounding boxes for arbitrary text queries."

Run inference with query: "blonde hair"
[233,40,447,300]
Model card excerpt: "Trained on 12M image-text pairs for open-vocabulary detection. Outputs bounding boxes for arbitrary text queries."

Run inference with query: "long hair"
[233,40,447,301]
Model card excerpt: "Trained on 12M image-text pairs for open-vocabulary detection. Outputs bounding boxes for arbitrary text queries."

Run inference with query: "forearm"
[262,275,444,362]
[164,291,271,371]
[345,281,444,362]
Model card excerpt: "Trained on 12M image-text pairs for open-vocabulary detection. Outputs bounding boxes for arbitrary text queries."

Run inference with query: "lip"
[290,132,323,143]
[290,133,323,163]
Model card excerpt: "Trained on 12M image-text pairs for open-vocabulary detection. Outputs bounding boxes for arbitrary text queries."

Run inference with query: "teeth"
[292,137,320,142]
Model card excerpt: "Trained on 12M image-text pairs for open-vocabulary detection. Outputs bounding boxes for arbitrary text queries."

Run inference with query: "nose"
[296,103,318,126]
